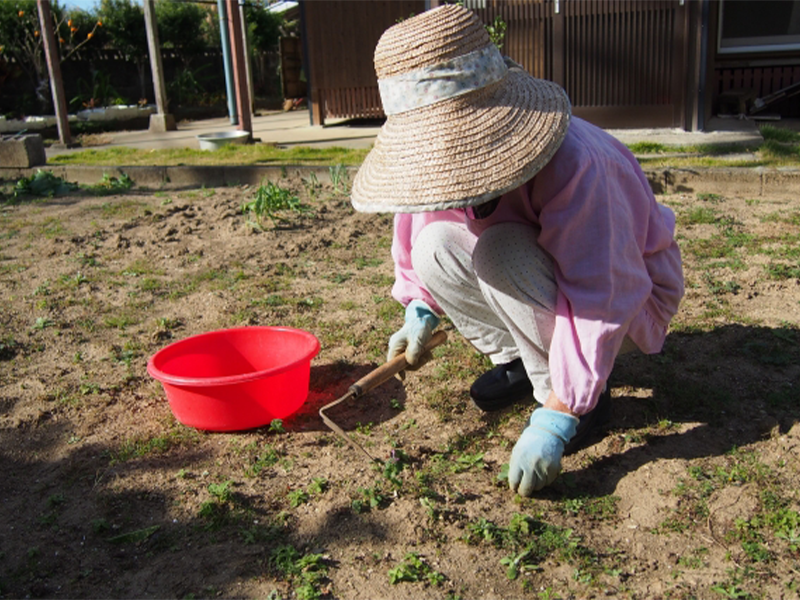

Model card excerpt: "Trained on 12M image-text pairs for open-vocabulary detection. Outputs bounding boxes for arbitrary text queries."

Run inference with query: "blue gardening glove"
[508,408,579,496]
[387,300,440,366]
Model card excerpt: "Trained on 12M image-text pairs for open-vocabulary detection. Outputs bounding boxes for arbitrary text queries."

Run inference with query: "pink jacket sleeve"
[390,210,465,314]
[534,128,683,414]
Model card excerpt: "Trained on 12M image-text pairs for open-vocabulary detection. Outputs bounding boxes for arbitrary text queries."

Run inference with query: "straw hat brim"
[351,69,571,213]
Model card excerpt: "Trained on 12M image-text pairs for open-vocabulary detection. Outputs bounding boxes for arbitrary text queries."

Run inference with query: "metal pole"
[226,0,252,136]
[239,0,255,113]
[37,0,72,147]
[217,0,238,124]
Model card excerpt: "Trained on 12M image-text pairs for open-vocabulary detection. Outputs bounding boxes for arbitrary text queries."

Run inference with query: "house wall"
[299,0,800,129]
[301,0,425,124]
[466,0,691,129]
[707,1,800,120]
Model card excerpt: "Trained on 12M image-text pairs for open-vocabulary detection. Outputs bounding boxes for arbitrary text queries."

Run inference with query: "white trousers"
[411,221,558,405]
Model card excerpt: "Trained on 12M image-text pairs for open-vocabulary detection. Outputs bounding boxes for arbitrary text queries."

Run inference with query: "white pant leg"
[472,223,557,404]
[411,221,521,365]
[411,221,558,404]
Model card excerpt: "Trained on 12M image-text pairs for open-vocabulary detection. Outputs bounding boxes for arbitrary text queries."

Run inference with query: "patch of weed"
[242,181,311,227]
[244,444,280,477]
[765,262,800,280]
[560,495,620,521]
[329,164,350,195]
[108,426,199,464]
[269,545,330,600]
[680,206,718,226]
[13,170,78,199]
[761,125,800,144]
[87,173,134,196]
[351,486,386,513]
[388,552,445,586]
[464,513,596,582]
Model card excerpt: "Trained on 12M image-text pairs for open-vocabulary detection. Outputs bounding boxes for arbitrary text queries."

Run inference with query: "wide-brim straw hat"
[351,4,571,214]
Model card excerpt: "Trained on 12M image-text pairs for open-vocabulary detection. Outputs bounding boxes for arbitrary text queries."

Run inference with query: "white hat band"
[378,44,508,116]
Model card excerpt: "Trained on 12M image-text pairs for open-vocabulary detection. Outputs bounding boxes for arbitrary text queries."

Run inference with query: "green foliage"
[0,0,105,114]
[760,125,800,144]
[380,448,409,488]
[49,144,370,167]
[388,552,445,586]
[464,513,592,581]
[765,262,800,280]
[269,545,329,600]
[154,0,208,59]
[287,488,310,508]
[98,0,146,62]
[627,141,669,154]
[243,1,283,54]
[288,478,327,508]
[244,443,280,477]
[109,427,198,464]
[208,480,233,503]
[485,15,507,50]
[168,64,214,107]
[71,70,120,109]
[242,181,310,227]
[13,170,78,199]
[351,486,386,513]
[88,172,133,195]
[0,335,20,360]
[680,206,718,225]
[329,164,350,195]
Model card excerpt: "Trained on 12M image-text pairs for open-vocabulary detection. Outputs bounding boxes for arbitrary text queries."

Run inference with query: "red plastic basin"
[147,326,320,431]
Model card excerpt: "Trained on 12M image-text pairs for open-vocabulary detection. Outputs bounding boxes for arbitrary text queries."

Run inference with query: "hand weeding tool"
[319,330,448,462]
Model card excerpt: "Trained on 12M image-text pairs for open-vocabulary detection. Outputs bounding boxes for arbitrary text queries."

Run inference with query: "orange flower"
[34,30,39,37]
[59,38,65,44]
[70,26,77,33]
[87,32,93,39]
[97,20,103,27]
[67,19,73,27]
[18,10,24,17]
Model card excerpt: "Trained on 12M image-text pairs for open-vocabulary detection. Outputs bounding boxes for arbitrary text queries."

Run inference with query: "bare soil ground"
[1,174,799,599]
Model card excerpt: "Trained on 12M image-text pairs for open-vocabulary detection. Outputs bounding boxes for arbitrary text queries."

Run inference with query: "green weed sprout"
[242,181,310,227]
[89,172,134,196]
[329,164,350,195]
[270,544,329,600]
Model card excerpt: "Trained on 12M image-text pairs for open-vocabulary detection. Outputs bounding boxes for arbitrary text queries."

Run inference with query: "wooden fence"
[302,0,692,128]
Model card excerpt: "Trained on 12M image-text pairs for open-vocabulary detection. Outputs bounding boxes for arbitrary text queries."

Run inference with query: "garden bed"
[0,174,799,598]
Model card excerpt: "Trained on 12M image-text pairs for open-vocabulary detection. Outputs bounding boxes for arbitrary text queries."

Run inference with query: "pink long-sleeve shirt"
[390,117,684,414]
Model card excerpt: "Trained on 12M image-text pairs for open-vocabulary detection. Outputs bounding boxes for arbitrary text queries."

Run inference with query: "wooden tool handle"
[349,330,448,397]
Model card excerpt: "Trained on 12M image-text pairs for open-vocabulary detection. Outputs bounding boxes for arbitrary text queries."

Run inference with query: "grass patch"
[464,513,596,582]
[679,206,719,226]
[34,124,800,171]
[48,144,369,167]
[761,124,800,144]
[108,426,199,464]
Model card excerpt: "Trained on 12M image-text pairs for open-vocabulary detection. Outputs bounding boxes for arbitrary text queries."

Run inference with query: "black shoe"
[470,358,533,412]
[563,387,611,455]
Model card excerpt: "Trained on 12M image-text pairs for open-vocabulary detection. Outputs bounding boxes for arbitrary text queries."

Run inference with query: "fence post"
[143,0,176,132]
[37,0,72,147]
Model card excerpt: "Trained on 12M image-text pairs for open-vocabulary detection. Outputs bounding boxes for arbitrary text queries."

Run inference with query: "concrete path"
[7,109,797,197]
[43,109,769,161]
